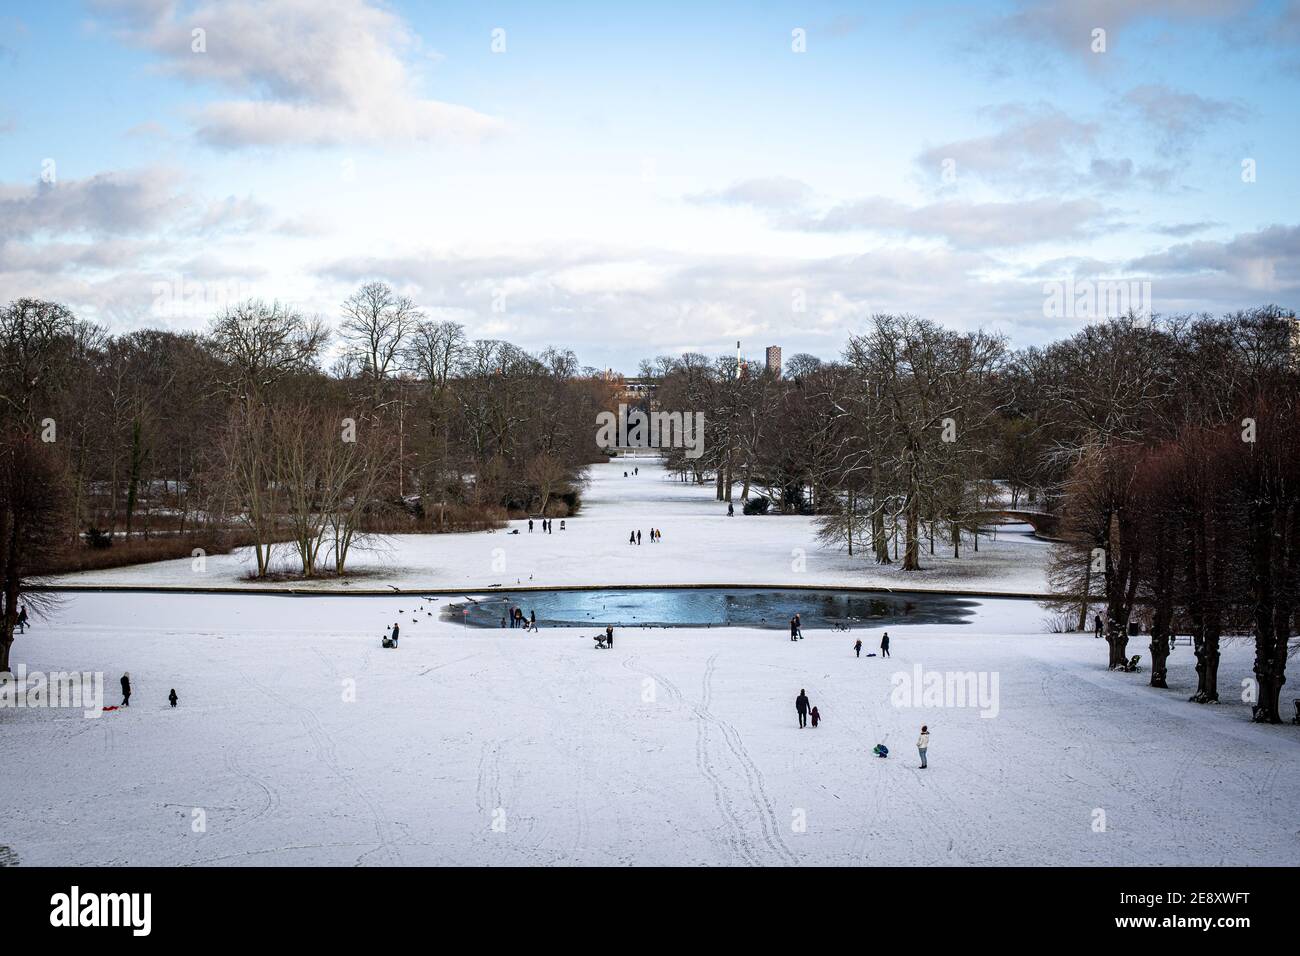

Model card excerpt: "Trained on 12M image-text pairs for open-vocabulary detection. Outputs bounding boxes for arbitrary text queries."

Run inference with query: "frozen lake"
[447,587,987,629]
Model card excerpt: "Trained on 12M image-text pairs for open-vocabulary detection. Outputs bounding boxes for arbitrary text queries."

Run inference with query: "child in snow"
[168,689,178,708]
[854,639,862,657]
[810,706,821,728]
[120,672,131,707]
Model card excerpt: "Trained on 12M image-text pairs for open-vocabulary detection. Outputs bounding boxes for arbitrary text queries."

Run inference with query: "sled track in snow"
[233,663,405,866]
[696,654,799,865]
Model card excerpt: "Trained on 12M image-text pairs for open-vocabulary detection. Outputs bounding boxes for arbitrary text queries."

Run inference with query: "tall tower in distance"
[765,346,782,378]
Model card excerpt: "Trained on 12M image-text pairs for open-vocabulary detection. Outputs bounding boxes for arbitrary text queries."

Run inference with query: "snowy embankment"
[1,592,1297,866]
[49,460,1055,595]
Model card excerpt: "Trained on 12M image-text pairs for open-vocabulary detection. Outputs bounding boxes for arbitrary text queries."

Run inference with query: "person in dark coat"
[606,625,614,648]
[854,639,862,658]
[16,605,28,633]
[880,632,890,657]
[727,502,734,516]
[795,689,811,728]
[794,613,803,639]
[789,617,798,642]
[810,706,821,728]
[629,531,636,545]
[120,672,131,707]
[168,688,178,708]
[1094,613,1103,639]
[528,518,534,533]
[636,530,642,545]
[391,622,400,645]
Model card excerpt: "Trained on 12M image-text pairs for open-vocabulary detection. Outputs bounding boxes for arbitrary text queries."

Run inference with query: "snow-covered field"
[7,458,1297,867]
[2,592,1297,866]
[50,459,1054,594]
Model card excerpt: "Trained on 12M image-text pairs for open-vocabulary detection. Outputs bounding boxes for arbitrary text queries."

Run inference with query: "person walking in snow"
[636,530,642,545]
[528,518,534,533]
[629,531,636,545]
[917,725,930,768]
[810,705,821,728]
[789,616,799,642]
[795,689,811,728]
[168,688,178,708]
[16,605,28,633]
[120,672,131,707]
[854,638,862,658]
[529,610,537,632]
[727,502,734,517]
[1094,613,1103,639]
[880,632,890,657]
[793,613,803,639]
[391,622,400,645]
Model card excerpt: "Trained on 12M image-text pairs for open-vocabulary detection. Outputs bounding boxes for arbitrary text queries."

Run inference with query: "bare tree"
[340,282,421,406]
[0,431,69,671]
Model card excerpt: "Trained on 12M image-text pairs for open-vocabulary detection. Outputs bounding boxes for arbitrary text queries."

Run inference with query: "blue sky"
[1,0,1298,370]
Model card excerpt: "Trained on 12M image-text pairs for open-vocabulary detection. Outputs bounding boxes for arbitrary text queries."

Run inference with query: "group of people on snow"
[628,528,663,544]
[799,686,931,767]
[527,518,564,533]
[500,607,538,631]
[115,672,178,709]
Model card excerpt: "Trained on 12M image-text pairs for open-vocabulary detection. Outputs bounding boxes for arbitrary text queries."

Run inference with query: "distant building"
[765,346,782,377]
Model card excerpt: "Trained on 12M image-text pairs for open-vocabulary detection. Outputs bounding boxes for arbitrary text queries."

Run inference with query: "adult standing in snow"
[636,530,642,545]
[794,613,803,639]
[528,518,534,533]
[1094,613,1103,639]
[727,502,734,517]
[917,725,930,768]
[629,531,636,545]
[120,672,131,707]
[16,605,28,633]
[606,625,614,648]
[880,632,890,657]
[392,622,400,645]
[529,610,537,632]
[854,638,862,658]
[789,616,798,642]
[795,689,811,728]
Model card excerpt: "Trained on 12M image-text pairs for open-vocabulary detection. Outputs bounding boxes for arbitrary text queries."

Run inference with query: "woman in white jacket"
[917,726,930,768]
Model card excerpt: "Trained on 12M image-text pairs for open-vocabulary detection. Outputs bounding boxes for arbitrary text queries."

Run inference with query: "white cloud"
[94,0,502,147]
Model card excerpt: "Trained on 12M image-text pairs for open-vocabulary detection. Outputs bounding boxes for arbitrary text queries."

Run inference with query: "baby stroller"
[382,631,398,649]
[872,744,889,759]
[593,633,610,649]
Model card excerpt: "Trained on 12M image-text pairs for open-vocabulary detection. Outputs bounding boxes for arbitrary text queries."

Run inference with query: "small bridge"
[972,509,1060,538]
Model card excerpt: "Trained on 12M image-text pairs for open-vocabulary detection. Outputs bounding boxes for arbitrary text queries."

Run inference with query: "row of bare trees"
[638,308,1298,721]
[1046,309,1300,721]
[0,288,612,584]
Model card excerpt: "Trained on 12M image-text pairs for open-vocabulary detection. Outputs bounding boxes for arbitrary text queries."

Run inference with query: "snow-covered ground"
[2,591,1297,866]
[8,461,1296,867]
[50,459,1054,594]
